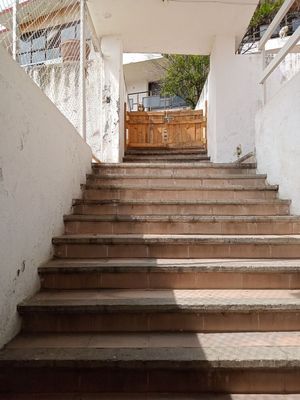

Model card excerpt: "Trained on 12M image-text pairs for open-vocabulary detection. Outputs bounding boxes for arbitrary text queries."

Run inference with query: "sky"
[123,53,163,65]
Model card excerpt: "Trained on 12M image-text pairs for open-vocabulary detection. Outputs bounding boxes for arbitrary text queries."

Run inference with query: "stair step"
[72,199,290,216]
[2,396,300,400]
[82,185,279,201]
[123,155,210,162]
[2,332,300,393]
[39,258,300,290]
[18,289,300,333]
[52,234,300,259]
[94,163,257,177]
[86,174,267,188]
[63,215,300,235]
[125,148,207,155]
[4,330,300,362]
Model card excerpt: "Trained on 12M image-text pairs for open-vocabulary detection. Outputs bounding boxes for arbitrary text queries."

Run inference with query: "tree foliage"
[161,55,210,109]
[250,0,284,29]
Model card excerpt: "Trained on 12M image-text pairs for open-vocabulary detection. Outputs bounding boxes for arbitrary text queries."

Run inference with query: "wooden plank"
[127,119,205,125]
[127,109,207,150]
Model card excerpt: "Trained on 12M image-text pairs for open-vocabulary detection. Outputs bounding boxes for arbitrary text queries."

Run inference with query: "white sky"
[123,53,163,65]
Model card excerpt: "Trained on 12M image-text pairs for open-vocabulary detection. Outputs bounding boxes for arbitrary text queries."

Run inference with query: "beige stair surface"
[39,258,300,290]
[2,150,300,396]
[93,162,257,177]
[2,332,300,392]
[52,234,300,259]
[86,174,268,188]
[123,155,211,162]
[2,396,300,400]
[82,185,279,202]
[72,199,291,216]
[63,215,300,235]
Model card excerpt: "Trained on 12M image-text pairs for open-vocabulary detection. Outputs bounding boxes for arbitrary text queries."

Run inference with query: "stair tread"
[0,395,299,400]
[64,215,300,222]
[125,148,207,154]
[83,184,278,191]
[124,155,210,158]
[73,199,290,205]
[39,258,300,273]
[88,174,267,179]
[18,289,300,312]
[52,234,300,244]
[94,163,256,169]
[2,331,300,368]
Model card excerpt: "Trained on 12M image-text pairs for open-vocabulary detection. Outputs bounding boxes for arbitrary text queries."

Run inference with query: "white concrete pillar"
[207,36,261,163]
[100,36,125,163]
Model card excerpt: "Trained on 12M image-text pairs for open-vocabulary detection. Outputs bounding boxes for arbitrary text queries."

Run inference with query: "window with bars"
[18,21,80,65]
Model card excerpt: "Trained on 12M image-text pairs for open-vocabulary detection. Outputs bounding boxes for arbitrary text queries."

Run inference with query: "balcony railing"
[259,0,300,101]
[128,91,187,112]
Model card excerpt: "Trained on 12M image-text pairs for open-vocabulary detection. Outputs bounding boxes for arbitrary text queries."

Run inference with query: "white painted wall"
[101,36,124,163]
[0,45,92,348]
[256,70,300,214]
[203,36,261,163]
[88,0,258,54]
[126,81,148,95]
[265,52,300,101]
[25,52,104,160]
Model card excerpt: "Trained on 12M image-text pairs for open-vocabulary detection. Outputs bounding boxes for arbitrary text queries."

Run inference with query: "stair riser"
[93,167,256,177]
[64,220,300,235]
[40,271,300,290]
[123,157,210,162]
[20,311,300,333]
[126,148,207,154]
[87,177,267,188]
[53,242,300,259]
[83,189,277,202]
[73,203,290,216]
[1,368,300,394]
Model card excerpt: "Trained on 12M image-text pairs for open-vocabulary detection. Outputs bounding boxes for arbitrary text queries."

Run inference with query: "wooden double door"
[126,110,207,149]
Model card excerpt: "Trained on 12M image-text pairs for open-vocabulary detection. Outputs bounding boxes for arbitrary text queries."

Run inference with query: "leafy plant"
[250,0,284,29]
[161,55,210,109]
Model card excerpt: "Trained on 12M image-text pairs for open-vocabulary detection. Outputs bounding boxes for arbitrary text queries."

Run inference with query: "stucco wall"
[126,80,148,95]
[26,53,103,160]
[265,52,300,101]
[0,45,92,348]
[202,36,261,163]
[256,70,300,214]
[101,36,125,163]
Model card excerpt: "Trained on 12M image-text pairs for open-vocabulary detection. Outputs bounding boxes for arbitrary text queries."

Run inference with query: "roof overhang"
[87,0,259,55]
[124,56,168,84]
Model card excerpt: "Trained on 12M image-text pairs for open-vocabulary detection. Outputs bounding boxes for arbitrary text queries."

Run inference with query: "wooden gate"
[125,109,207,149]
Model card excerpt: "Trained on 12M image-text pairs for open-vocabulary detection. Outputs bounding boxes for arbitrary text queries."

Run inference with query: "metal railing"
[259,0,300,101]
[128,91,187,112]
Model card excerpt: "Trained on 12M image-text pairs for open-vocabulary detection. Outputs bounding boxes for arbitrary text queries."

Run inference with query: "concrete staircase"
[1,147,300,398]
[123,148,210,163]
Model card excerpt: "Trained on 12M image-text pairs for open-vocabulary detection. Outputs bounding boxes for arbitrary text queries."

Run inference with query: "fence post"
[80,0,87,142]
[12,0,19,61]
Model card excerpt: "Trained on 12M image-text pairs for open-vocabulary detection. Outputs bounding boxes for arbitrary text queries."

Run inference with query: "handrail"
[258,0,294,50]
[260,25,300,83]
